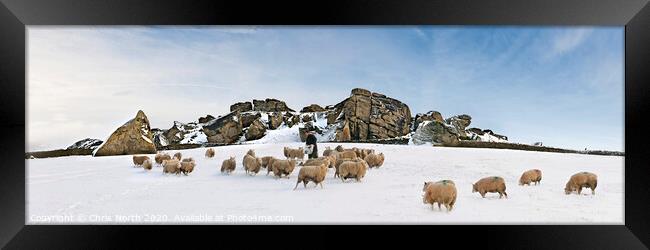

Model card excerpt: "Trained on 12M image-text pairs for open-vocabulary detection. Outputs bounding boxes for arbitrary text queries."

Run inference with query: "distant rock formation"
[413,111,444,130]
[67,138,103,150]
[93,110,157,156]
[253,98,294,112]
[411,120,460,146]
[100,88,507,149]
[230,102,253,113]
[300,104,326,113]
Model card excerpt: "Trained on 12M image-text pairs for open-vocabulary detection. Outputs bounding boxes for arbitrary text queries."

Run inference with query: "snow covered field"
[27,143,624,224]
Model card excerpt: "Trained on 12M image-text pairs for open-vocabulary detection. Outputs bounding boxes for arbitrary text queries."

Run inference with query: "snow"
[141,135,153,144]
[27,143,623,224]
[242,125,301,144]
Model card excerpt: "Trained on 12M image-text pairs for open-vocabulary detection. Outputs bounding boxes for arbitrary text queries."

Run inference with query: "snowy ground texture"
[27,143,624,224]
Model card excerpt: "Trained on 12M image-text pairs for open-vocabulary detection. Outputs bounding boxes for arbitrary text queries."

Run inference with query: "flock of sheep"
[423,170,598,212]
[131,145,385,191]
[131,145,598,212]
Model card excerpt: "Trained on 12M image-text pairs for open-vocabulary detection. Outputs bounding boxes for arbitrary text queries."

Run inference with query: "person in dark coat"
[305,131,318,159]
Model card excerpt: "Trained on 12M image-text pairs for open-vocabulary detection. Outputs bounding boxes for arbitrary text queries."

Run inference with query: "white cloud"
[548,28,593,58]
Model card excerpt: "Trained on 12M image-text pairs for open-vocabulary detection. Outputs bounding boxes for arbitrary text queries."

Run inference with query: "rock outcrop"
[67,138,103,150]
[245,118,267,141]
[413,111,444,130]
[253,98,294,112]
[330,88,412,141]
[283,113,300,127]
[198,115,216,124]
[230,102,253,113]
[203,111,243,144]
[300,104,326,113]
[411,120,460,146]
[93,110,157,156]
[240,112,261,128]
[267,112,284,129]
[445,114,472,138]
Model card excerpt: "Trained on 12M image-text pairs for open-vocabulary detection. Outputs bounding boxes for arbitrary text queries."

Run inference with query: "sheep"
[261,156,276,169]
[565,172,598,195]
[284,147,305,161]
[154,153,171,165]
[142,159,153,170]
[334,157,358,178]
[205,148,215,158]
[294,162,328,190]
[246,149,256,157]
[325,155,337,168]
[364,153,384,168]
[338,159,368,182]
[335,145,345,152]
[336,150,357,160]
[220,156,236,174]
[173,152,182,161]
[271,159,297,178]
[243,154,263,175]
[472,176,508,198]
[132,155,150,167]
[519,169,542,186]
[422,180,457,211]
[180,160,196,175]
[322,147,335,157]
[162,159,181,175]
[299,157,332,168]
[182,157,194,162]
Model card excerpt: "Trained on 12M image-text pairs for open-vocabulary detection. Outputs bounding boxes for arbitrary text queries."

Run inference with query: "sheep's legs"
[293,182,299,190]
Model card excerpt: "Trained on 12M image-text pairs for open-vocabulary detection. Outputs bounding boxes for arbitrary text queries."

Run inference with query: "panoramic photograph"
[26,26,624,224]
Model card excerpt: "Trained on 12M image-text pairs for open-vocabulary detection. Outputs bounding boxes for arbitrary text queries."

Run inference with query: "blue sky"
[28,26,624,151]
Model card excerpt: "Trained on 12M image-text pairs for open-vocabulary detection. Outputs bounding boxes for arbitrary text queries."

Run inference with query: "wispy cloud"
[547,28,593,58]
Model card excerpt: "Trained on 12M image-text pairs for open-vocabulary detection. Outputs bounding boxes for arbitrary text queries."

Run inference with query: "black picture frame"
[1,0,648,248]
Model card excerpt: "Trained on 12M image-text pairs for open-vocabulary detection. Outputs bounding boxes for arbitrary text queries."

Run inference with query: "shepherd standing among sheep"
[565,172,597,195]
[305,131,319,159]
[472,176,508,198]
[422,180,457,211]
[519,169,542,186]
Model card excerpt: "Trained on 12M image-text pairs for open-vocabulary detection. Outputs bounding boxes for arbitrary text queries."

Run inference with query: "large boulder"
[445,114,472,138]
[240,112,261,128]
[245,118,267,141]
[267,112,284,129]
[198,115,216,124]
[230,102,253,113]
[413,111,444,130]
[300,104,326,113]
[203,111,243,144]
[253,98,294,112]
[67,138,103,150]
[283,113,300,128]
[411,120,460,146]
[93,110,157,156]
[331,88,411,140]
